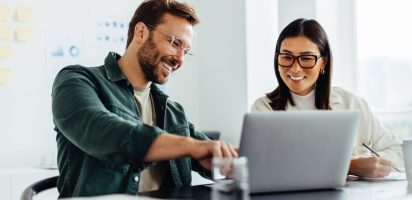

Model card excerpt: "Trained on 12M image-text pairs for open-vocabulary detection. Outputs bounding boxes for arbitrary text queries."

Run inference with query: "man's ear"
[133,22,149,44]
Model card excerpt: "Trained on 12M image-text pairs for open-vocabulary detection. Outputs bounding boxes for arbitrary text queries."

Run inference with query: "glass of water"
[211,157,250,200]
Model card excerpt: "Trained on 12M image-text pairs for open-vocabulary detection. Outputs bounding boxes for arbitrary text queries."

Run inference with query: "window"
[356,0,412,140]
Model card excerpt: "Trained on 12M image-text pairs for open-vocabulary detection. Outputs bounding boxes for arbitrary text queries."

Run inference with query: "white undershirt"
[133,87,167,192]
[288,89,317,110]
[133,87,156,125]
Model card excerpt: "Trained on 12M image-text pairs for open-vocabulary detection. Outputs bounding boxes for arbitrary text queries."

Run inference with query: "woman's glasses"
[276,53,321,69]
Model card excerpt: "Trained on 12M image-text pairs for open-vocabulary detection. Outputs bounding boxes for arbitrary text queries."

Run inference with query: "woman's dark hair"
[267,18,332,110]
[126,0,200,48]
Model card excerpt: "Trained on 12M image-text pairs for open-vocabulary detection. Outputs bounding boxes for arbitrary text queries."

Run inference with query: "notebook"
[239,111,361,193]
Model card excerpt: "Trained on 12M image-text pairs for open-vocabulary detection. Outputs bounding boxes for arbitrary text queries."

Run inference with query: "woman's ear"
[320,57,328,71]
[318,57,327,75]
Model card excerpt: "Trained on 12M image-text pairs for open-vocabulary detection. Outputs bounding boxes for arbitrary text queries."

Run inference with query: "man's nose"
[175,50,185,65]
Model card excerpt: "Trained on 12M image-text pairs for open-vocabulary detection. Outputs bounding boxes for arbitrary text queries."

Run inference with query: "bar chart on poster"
[0,0,141,169]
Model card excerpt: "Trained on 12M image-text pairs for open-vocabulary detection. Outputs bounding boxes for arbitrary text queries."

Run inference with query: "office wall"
[245,0,278,110]
[315,0,357,92]
[193,0,248,145]
[278,0,316,30]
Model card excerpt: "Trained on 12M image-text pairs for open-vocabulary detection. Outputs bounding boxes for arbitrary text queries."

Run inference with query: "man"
[52,0,237,197]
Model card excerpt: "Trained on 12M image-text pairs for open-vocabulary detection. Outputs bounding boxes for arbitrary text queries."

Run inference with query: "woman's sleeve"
[251,97,273,112]
[357,97,403,167]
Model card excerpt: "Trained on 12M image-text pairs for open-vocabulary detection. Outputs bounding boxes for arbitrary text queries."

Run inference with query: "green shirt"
[52,52,209,198]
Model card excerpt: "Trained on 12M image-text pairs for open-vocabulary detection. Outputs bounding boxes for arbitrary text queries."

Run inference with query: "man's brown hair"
[126,0,200,48]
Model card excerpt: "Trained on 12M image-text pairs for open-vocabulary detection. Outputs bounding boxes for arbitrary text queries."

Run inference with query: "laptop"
[239,111,360,193]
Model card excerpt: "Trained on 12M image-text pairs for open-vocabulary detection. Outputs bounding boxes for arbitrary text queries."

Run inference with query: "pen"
[362,143,401,172]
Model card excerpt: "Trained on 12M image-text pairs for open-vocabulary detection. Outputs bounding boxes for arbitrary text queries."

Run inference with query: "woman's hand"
[349,157,396,178]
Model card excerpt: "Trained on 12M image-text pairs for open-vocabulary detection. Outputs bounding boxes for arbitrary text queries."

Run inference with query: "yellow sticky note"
[0,24,13,40]
[0,44,12,59]
[15,27,32,42]
[0,68,11,85]
[16,6,32,22]
[0,4,12,21]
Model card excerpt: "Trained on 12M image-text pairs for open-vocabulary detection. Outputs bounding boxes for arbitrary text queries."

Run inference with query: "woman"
[251,18,402,178]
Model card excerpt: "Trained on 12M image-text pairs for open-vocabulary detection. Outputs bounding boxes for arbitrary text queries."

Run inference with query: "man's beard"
[137,36,164,84]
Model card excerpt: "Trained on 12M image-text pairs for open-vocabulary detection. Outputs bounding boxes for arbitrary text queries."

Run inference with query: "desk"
[139,180,412,200]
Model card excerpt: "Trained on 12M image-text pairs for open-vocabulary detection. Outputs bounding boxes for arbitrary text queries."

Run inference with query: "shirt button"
[134,176,139,182]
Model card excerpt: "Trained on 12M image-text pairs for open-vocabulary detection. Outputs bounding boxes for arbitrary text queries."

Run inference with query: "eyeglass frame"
[276,52,322,69]
[146,24,193,56]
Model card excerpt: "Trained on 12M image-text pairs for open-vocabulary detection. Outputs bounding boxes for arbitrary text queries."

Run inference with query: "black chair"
[20,176,58,200]
[203,131,221,140]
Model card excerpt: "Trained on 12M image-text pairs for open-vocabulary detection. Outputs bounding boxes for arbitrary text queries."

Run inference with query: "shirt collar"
[151,84,169,100]
[290,89,315,100]
[286,88,343,108]
[103,52,169,100]
[104,52,128,82]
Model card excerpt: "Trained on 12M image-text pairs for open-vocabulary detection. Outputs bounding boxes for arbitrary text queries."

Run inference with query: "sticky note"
[0,24,13,40]
[16,6,32,22]
[0,68,11,85]
[15,27,32,42]
[0,44,12,59]
[0,4,12,21]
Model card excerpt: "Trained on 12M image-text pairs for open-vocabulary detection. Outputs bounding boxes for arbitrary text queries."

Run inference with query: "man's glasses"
[276,53,322,69]
[146,24,193,56]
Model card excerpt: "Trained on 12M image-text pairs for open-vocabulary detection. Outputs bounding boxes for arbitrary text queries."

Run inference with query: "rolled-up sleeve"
[187,122,212,178]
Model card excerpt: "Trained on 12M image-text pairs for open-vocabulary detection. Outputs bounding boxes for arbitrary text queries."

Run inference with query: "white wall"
[278,0,316,30]
[192,0,248,145]
[316,0,357,92]
[245,0,278,110]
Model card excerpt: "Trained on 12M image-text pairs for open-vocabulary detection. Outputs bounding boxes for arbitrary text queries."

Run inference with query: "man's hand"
[188,139,238,170]
[349,157,396,178]
[143,134,238,170]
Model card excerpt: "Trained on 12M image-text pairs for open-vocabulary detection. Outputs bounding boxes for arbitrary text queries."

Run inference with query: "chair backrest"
[202,131,220,140]
[20,176,58,200]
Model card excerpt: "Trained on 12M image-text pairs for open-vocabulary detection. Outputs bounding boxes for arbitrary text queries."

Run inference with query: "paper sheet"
[15,27,32,42]
[0,4,12,21]
[0,68,11,85]
[365,172,406,181]
[0,44,12,59]
[351,172,407,181]
[0,24,13,40]
[16,6,32,22]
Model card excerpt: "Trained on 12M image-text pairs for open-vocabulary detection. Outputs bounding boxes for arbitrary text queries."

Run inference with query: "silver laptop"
[239,111,360,193]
